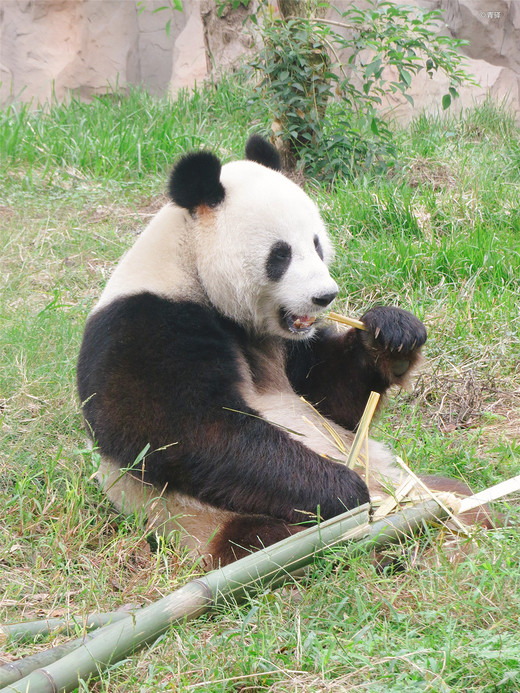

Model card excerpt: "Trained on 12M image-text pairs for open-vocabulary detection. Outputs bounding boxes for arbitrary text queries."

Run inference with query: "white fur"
[94,204,204,312]
[194,161,338,337]
[96,456,234,565]
[235,341,401,496]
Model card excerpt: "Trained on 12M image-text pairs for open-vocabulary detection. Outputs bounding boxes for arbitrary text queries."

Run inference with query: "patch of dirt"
[406,157,458,190]
[81,195,168,232]
[0,205,16,219]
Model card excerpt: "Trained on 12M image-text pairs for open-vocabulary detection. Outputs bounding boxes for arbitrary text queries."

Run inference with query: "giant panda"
[77,135,431,568]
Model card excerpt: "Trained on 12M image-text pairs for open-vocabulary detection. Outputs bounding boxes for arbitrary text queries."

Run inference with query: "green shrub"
[251,0,472,180]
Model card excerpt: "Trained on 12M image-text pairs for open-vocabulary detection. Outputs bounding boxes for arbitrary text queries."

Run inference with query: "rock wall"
[1,0,519,119]
[336,0,520,121]
[0,0,195,105]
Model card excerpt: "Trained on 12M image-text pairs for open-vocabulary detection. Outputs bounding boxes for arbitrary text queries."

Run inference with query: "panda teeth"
[289,314,316,332]
[279,309,317,334]
[295,315,315,329]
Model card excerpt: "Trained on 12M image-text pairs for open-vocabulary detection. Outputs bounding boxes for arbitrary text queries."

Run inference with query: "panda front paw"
[359,306,427,379]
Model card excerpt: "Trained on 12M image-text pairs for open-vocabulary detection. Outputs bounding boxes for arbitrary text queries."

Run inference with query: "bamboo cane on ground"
[0,612,130,646]
[2,500,453,693]
[0,504,371,693]
[3,470,520,691]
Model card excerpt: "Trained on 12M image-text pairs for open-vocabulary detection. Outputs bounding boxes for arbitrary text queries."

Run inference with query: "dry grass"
[406,157,459,191]
[407,368,520,433]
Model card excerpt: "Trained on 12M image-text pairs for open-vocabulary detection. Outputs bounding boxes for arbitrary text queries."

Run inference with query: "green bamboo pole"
[367,499,449,549]
[0,504,369,693]
[0,613,137,689]
[0,612,130,645]
[0,500,448,693]
[0,637,92,688]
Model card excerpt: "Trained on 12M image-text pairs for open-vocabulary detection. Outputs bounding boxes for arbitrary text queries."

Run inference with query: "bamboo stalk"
[0,612,130,645]
[458,474,520,513]
[394,455,470,535]
[1,500,451,693]
[1,504,370,693]
[372,476,416,520]
[0,581,213,693]
[327,311,366,331]
[367,499,449,549]
[0,637,94,688]
[6,462,520,693]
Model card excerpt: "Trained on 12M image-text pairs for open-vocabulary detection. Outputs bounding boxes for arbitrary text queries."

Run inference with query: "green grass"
[1,81,519,691]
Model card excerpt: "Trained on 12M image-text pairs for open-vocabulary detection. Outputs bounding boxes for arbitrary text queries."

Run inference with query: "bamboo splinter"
[346,391,380,469]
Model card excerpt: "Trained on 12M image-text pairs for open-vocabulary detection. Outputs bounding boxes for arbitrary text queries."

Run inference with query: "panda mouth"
[280,310,317,334]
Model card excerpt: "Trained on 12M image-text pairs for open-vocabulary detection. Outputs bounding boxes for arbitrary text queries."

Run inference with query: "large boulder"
[0,0,187,105]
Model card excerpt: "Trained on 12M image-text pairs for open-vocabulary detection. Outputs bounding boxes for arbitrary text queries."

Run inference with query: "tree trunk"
[200,0,257,75]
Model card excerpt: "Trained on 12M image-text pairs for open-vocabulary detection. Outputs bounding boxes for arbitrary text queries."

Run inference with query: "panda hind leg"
[205,515,303,569]
[420,474,504,529]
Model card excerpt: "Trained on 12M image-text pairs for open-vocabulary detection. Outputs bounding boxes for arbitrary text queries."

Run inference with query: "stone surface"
[0,0,189,105]
[171,2,207,94]
[200,0,257,75]
[1,0,519,118]
[333,0,520,121]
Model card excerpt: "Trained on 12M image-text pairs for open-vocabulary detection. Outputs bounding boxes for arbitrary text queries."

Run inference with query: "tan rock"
[378,59,520,124]
[333,0,520,121]
[0,0,190,105]
[171,0,207,95]
[1,0,519,118]
[200,0,257,74]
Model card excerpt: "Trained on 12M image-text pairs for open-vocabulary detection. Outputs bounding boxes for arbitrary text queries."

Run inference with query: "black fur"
[168,151,225,210]
[77,293,369,524]
[245,135,282,171]
[286,306,427,430]
[313,235,324,260]
[312,291,337,307]
[359,306,427,353]
[266,241,292,281]
[207,514,297,565]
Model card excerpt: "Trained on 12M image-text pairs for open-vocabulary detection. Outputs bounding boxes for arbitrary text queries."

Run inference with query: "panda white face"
[192,160,339,339]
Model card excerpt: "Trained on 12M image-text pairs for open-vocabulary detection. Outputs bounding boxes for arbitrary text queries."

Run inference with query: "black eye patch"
[266,241,292,281]
[314,235,324,260]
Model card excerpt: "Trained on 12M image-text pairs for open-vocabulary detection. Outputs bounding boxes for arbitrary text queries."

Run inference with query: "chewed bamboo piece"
[373,476,417,520]
[346,391,380,469]
[300,397,348,456]
[393,455,470,535]
[328,311,366,331]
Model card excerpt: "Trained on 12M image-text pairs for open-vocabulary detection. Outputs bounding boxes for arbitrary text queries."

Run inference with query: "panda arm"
[77,293,369,524]
[285,306,427,430]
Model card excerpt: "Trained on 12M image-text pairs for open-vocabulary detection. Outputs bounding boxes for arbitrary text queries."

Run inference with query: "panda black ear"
[245,135,282,171]
[168,151,225,211]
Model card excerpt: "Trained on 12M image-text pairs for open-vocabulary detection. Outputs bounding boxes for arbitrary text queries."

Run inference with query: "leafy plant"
[216,0,252,18]
[251,0,473,180]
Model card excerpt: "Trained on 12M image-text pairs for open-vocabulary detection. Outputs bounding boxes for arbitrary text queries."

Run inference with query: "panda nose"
[312,290,338,307]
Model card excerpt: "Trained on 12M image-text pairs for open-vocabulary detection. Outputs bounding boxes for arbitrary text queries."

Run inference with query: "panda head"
[169,135,338,340]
